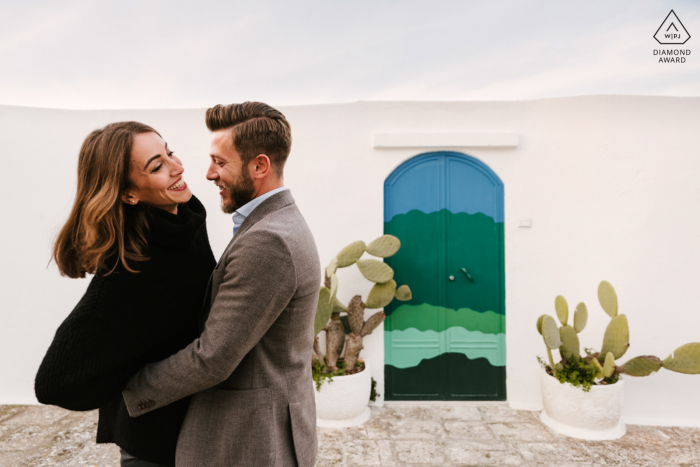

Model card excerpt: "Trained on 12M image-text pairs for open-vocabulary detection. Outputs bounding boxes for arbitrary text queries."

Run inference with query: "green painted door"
[384,152,506,400]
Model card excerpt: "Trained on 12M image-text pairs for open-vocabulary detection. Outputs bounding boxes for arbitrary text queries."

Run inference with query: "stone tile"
[345,440,381,465]
[67,442,121,467]
[480,405,536,422]
[4,405,71,426]
[670,426,700,445]
[19,412,101,466]
[0,405,26,424]
[371,406,433,421]
[444,421,494,440]
[489,421,554,442]
[368,419,445,440]
[450,442,524,465]
[316,443,343,467]
[394,440,448,464]
[0,424,56,451]
[515,441,591,464]
[377,440,394,466]
[431,405,483,421]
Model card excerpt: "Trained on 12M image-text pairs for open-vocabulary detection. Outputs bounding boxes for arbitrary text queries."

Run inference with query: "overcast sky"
[1,0,698,109]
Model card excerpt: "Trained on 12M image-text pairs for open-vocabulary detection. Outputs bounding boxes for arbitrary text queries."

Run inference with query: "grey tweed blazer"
[122,190,320,467]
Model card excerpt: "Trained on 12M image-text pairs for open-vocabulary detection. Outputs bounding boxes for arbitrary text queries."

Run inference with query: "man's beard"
[220,169,256,214]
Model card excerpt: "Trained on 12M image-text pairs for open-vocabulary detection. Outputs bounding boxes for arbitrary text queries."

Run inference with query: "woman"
[34,122,216,466]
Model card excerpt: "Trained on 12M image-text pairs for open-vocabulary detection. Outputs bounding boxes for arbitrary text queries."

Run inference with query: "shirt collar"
[233,186,289,223]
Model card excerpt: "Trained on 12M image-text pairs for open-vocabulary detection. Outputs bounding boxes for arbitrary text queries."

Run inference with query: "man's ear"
[251,154,272,179]
[121,192,139,205]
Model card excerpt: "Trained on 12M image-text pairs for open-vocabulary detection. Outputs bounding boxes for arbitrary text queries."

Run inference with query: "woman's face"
[123,132,192,214]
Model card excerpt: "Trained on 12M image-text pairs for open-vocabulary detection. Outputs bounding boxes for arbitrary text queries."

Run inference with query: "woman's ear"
[121,192,139,205]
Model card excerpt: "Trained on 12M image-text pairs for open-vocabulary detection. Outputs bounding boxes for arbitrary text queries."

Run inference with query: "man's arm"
[122,228,296,416]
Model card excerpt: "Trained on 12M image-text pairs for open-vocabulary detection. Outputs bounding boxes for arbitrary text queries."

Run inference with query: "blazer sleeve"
[122,228,297,417]
[34,275,164,411]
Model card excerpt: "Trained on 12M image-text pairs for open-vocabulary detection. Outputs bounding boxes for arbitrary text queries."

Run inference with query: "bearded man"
[122,102,320,467]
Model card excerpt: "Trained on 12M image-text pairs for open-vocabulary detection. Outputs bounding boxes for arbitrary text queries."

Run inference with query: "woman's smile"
[168,178,187,191]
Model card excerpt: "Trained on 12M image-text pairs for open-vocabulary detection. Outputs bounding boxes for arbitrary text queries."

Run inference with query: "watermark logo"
[654,10,690,44]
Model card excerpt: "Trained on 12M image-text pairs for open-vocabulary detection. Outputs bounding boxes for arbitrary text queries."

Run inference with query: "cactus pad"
[622,356,663,376]
[395,284,412,301]
[536,315,547,335]
[573,302,588,333]
[603,352,616,378]
[555,295,568,326]
[329,274,338,302]
[590,357,604,378]
[542,315,562,349]
[663,343,700,374]
[361,311,386,337]
[598,280,618,318]
[559,325,580,360]
[601,314,629,360]
[357,259,394,283]
[315,287,333,335]
[347,295,365,334]
[365,280,397,309]
[366,235,401,258]
[336,241,366,267]
[326,257,338,278]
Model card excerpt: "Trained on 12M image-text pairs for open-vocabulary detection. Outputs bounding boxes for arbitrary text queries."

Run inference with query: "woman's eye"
[152,164,163,173]
[168,151,175,157]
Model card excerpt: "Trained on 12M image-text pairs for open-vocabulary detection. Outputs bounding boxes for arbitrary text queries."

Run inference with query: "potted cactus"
[312,235,412,427]
[537,280,700,440]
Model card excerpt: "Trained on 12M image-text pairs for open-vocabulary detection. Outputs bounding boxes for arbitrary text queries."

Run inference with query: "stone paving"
[1,402,699,466]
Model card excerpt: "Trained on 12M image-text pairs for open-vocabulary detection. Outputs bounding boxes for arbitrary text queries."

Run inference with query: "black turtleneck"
[35,195,216,466]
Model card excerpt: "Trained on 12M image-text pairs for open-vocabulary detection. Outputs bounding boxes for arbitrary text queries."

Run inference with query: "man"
[122,102,321,467]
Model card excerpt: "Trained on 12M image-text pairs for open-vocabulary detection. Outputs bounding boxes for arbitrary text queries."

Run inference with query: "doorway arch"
[383,151,506,400]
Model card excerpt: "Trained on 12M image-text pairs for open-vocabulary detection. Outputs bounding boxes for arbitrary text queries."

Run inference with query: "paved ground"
[1,402,699,466]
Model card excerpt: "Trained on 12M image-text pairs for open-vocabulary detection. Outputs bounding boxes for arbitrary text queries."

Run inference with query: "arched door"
[384,152,506,400]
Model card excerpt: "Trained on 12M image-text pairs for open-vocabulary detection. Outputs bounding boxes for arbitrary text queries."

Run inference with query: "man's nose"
[206,164,217,180]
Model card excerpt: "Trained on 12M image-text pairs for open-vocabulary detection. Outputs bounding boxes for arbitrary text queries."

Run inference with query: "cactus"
[537,280,700,391]
[600,314,630,360]
[559,325,580,360]
[313,235,412,381]
[555,295,568,326]
[573,302,588,333]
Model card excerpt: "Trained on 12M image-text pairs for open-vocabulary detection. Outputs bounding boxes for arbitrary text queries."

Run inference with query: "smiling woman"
[34,121,216,466]
[122,132,192,215]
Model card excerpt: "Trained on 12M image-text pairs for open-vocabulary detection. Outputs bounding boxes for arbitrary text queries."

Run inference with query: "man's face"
[207,130,256,214]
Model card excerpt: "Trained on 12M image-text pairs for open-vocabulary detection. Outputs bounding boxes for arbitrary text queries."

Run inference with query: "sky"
[0,0,698,109]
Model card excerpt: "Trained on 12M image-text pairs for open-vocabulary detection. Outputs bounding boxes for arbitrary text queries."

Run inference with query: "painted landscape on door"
[384,152,506,400]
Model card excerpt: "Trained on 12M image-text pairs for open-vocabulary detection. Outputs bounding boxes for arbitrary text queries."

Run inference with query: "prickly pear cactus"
[336,241,366,268]
[559,325,580,360]
[555,295,568,326]
[357,259,394,283]
[600,314,629,360]
[663,343,700,374]
[366,235,401,257]
[573,302,588,333]
[621,356,663,376]
[537,280,700,393]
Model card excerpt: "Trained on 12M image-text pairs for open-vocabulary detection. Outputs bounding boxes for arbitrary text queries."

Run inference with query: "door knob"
[449,275,455,281]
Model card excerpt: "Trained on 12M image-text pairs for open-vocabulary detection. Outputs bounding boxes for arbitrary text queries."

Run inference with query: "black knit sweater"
[35,195,216,466]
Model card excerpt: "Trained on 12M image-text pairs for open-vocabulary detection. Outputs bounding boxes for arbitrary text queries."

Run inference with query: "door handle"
[461,268,474,282]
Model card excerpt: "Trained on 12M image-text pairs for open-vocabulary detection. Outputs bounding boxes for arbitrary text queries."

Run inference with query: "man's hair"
[205,102,291,176]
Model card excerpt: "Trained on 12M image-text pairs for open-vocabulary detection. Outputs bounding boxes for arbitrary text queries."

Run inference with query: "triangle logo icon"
[654,10,691,44]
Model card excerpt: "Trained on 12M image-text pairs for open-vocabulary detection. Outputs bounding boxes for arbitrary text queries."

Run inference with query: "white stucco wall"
[1,96,699,427]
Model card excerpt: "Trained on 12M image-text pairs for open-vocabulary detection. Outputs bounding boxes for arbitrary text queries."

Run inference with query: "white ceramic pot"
[314,361,372,428]
[540,369,626,440]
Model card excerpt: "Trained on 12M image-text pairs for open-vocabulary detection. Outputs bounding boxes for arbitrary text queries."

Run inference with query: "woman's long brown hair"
[53,121,159,278]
